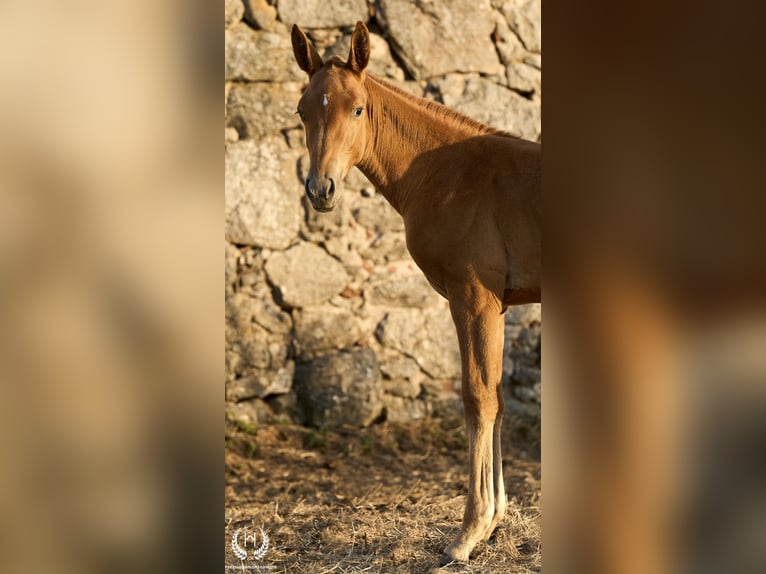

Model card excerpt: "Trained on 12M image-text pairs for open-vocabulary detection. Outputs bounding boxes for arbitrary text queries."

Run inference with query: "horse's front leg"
[441,287,505,565]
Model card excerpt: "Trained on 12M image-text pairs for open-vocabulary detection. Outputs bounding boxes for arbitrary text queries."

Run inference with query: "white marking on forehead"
[322,93,329,107]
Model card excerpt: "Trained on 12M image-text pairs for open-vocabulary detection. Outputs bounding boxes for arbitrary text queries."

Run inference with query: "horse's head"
[291,21,370,212]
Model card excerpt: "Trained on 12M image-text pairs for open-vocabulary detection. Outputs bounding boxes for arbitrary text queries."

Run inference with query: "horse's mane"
[363,71,519,140]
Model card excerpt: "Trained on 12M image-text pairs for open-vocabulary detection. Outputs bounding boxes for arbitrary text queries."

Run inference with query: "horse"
[291,21,541,565]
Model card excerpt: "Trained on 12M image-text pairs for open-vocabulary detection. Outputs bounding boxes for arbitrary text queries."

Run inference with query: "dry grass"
[225,415,540,573]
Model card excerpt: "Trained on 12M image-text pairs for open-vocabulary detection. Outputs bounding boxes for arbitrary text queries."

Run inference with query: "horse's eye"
[297,109,305,121]
[353,107,363,118]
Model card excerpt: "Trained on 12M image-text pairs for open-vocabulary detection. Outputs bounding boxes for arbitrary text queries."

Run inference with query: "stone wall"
[225,0,541,427]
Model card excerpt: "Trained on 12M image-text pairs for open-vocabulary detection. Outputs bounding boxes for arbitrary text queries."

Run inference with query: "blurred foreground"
[0,2,221,573]
[545,1,766,572]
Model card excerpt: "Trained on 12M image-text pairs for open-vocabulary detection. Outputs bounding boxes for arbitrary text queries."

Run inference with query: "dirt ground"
[225,412,540,573]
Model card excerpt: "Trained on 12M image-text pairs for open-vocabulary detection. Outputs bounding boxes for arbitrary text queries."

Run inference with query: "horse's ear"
[347,21,370,74]
[291,24,323,77]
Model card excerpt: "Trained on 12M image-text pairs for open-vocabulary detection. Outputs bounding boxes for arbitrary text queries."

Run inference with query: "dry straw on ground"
[225,416,540,573]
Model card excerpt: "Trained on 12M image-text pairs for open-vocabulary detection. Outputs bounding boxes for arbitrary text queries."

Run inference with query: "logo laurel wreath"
[231,528,248,560]
[231,527,270,561]
[252,527,270,560]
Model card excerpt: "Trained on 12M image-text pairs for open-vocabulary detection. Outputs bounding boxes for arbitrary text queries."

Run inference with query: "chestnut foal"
[291,21,541,565]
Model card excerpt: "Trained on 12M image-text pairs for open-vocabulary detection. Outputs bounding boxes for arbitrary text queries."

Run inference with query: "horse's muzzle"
[305,175,337,212]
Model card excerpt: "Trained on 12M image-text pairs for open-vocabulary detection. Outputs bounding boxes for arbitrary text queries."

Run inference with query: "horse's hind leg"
[485,356,507,540]
[441,287,505,565]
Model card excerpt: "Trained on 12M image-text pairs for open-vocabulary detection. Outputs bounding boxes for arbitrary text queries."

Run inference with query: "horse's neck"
[357,75,489,214]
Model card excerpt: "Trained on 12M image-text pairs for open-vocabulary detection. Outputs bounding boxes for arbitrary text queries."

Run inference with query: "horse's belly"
[502,287,541,306]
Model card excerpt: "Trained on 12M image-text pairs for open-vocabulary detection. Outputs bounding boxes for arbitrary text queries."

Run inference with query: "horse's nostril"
[306,176,335,203]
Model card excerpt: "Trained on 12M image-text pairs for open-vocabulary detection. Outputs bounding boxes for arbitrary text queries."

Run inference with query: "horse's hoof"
[439,552,462,567]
